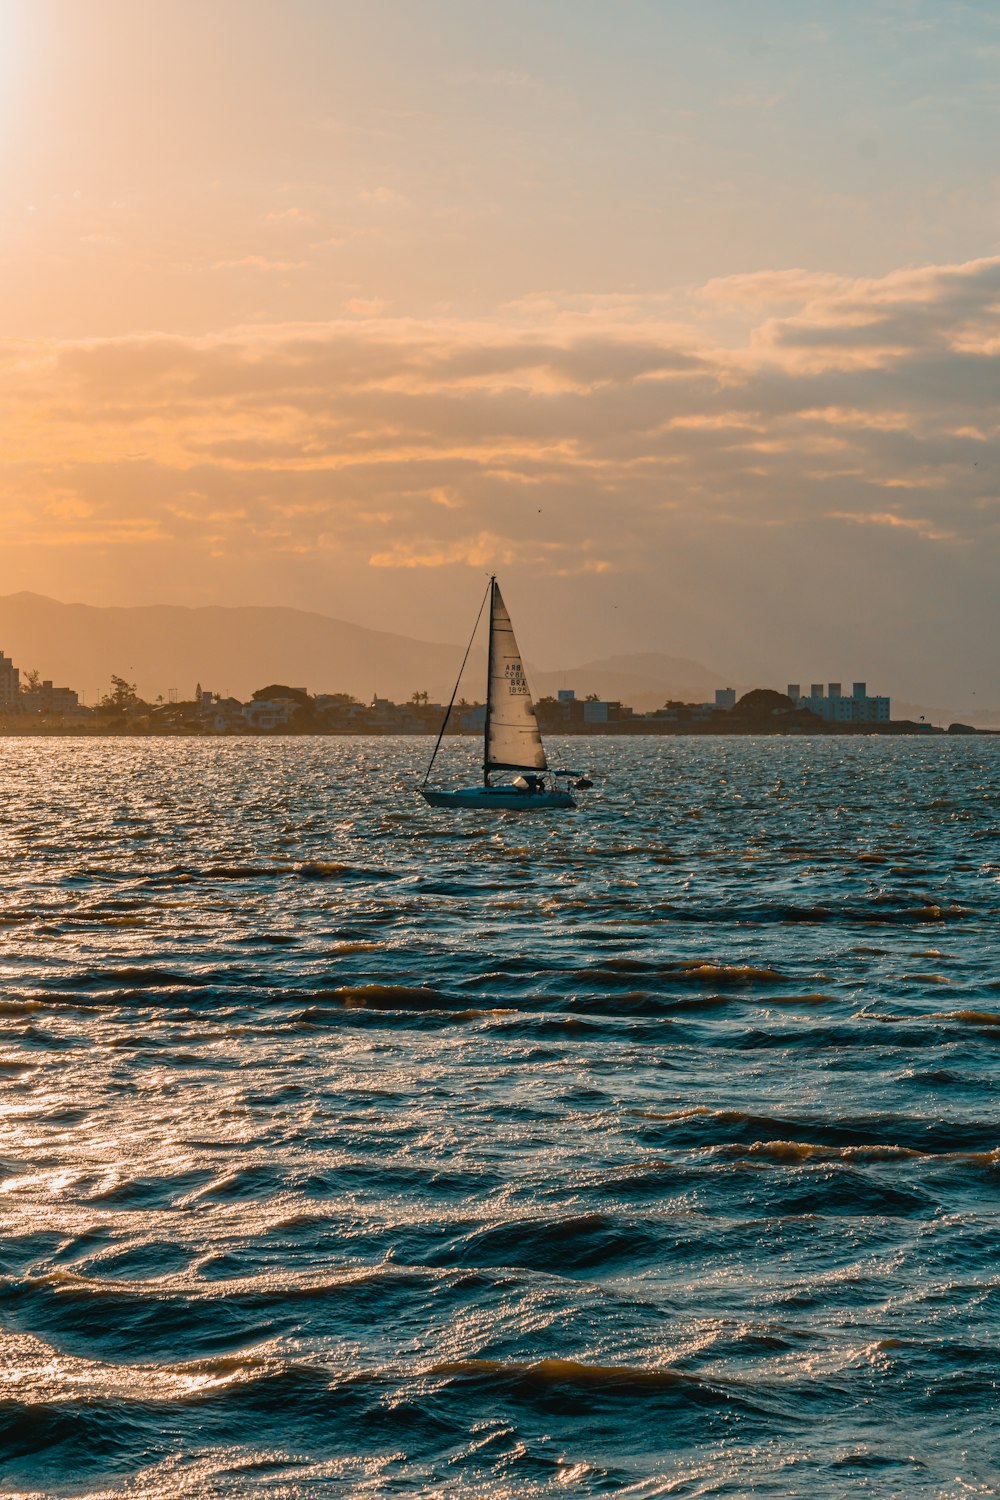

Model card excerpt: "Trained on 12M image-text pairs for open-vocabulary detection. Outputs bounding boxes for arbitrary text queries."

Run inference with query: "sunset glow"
[4,10,1000,1496]
[2,0,999,697]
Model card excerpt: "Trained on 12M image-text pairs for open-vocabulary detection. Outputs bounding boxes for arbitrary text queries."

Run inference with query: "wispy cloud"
[826,510,961,543]
[2,255,998,591]
[211,255,305,272]
[343,297,388,317]
[264,208,315,225]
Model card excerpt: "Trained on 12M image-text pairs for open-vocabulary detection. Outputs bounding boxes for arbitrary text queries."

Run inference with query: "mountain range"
[0,593,731,711]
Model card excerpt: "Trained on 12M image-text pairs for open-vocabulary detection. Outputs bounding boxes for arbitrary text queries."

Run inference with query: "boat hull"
[422,785,575,811]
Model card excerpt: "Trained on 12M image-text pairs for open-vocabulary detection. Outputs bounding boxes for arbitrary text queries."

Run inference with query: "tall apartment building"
[0,651,20,707]
[788,681,890,724]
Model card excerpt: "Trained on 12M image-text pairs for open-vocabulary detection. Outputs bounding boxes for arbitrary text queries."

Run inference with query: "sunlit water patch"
[1,736,999,1496]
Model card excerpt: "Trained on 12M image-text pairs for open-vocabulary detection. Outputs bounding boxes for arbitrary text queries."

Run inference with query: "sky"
[2,0,999,706]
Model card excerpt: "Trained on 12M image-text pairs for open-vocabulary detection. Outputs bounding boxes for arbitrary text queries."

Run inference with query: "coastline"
[0,722,990,738]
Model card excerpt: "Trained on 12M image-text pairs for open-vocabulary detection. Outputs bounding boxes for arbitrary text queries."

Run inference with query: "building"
[0,651,20,707]
[20,680,80,715]
[243,697,300,730]
[715,687,737,710]
[459,704,487,732]
[582,699,631,724]
[788,681,890,724]
[209,697,246,733]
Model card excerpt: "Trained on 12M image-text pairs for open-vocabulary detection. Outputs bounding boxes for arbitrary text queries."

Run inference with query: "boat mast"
[483,574,495,786]
[421,577,491,788]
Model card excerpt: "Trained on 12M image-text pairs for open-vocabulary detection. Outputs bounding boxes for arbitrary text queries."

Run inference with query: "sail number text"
[504,663,529,696]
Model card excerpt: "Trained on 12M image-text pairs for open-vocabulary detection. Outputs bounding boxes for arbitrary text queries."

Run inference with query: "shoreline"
[0,723,992,738]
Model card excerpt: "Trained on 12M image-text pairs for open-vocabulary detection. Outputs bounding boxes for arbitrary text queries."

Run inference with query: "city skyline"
[0,588,973,723]
[0,634,913,734]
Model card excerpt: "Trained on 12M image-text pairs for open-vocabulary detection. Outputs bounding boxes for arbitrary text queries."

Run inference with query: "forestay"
[485,581,547,773]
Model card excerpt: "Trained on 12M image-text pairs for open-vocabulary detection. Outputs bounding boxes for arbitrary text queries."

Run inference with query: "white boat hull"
[422,785,575,811]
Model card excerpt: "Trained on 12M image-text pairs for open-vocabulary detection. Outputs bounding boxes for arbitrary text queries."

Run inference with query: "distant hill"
[0,593,729,711]
[534,653,733,712]
[0,593,466,705]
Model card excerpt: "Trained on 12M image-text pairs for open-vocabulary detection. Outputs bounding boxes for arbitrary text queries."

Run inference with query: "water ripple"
[1,735,999,1496]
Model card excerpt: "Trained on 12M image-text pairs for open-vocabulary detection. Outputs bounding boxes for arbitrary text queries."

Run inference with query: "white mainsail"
[485,581,547,773]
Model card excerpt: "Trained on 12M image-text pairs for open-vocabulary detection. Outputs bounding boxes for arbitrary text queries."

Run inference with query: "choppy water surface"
[2,736,1000,1498]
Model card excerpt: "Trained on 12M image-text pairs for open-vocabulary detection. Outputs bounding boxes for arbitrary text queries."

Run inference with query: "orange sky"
[2,1,999,705]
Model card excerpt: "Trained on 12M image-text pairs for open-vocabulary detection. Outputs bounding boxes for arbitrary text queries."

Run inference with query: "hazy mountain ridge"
[533,653,732,711]
[0,593,727,711]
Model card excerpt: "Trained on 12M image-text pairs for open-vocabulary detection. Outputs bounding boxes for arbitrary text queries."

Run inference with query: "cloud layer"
[2,254,999,699]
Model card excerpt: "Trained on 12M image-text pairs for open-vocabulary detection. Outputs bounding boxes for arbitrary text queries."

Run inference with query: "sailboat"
[421,576,588,810]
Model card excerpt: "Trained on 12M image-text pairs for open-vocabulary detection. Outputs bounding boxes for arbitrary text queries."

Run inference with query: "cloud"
[826,510,961,543]
[369,531,614,573]
[359,187,406,207]
[211,255,305,272]
[343,297,388,317]
[2,254,998,596]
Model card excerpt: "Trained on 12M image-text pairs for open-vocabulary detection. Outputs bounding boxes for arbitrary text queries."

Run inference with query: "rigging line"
[422,577,492,787]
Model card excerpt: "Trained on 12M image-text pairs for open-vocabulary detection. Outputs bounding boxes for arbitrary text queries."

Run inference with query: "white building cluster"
[0,651,19,707]
[788,681,890,724]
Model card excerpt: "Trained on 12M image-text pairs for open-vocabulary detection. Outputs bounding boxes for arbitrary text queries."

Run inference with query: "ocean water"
[1,735,999,1498]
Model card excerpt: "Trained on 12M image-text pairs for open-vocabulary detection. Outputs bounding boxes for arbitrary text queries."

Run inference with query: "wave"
[720,1139,1000,1167]
[2,739,1000,1496]
[323,983,451,1009]
[426,1356,716,1395]
[635,1105,1000,1155]
[930,1008,1000,1027]
[55,966,195,990]
[440,1212,664,1275]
